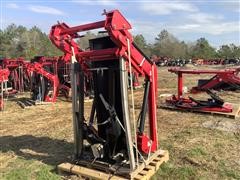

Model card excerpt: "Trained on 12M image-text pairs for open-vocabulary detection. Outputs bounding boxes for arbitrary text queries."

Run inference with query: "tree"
[0,24,27,58]
[231,44,240,58]
[217,45,232,59]
[134,34,151,57]
[191,38,216,59]
[153,30,188,58]
[217,44,240,59]
[0,24,61,59]
[76,31,96,50]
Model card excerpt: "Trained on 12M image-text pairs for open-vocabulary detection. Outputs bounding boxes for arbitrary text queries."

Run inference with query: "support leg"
[178,72,183,99]
[119,57,136,170]
[71,52,84,159]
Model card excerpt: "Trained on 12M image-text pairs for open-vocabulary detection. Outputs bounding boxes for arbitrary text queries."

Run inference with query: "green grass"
[1,157,61,180]
[218,160,240,179]
[36,166,60,180]
[187,147,207,157]
[160,140,174,153]
[156,126,240,179]
[3,168,30,180]
[213,142,223,148]
[153,162,196,180]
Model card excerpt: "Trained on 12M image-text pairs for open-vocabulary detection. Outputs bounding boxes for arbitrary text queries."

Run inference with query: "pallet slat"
[134,174,144,180]
[139,170,149,175]
[58,150,169,180]
[58,163,126,180]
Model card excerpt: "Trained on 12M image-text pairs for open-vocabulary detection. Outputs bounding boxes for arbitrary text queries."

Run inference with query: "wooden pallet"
[58,150,169,180]
[160,103,240,119]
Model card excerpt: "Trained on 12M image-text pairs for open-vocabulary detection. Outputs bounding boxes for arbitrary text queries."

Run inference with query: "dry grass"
[0,66,240,179]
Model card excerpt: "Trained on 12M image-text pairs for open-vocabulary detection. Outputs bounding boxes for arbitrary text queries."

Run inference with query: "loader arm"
[26,62,59,102]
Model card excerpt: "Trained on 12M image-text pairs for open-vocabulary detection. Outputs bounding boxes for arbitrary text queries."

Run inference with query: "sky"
[0,0,240,48]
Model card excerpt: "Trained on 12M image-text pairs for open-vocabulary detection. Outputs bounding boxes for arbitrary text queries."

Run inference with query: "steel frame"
[49,10,159,171]
[167,67,235,113]
[168,67,240,94]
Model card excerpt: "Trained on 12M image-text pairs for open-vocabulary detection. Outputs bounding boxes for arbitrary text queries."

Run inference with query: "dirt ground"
[0,66,240,180]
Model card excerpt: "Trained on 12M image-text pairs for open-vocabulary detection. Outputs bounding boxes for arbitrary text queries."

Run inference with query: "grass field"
[0,66,240,180]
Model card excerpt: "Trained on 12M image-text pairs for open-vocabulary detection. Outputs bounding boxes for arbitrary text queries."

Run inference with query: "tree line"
[0,24,239,60]
[134,30,240,59]
[0,24,62,59]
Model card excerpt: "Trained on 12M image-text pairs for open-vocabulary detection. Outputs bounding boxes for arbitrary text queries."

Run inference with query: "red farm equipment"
[0,58,30,95]
[49,9,168,179]
[27,56,71,102]
[26,59,59,102]
[163,67,240,117]
[0,56,71,104]
[0,68,10,110]
[191,67,240,92]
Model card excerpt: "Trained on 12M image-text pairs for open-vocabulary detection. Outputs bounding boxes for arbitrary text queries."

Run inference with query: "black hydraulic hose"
[138,80,150,134]
[206,89,224,105]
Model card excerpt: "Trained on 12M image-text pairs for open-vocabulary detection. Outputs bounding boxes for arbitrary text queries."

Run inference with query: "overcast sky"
[1,0,239,47]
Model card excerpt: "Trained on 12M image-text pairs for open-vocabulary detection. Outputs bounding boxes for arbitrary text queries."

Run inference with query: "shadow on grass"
[0,135,73,166]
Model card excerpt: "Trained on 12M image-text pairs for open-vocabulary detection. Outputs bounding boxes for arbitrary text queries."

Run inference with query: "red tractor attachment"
[0,56,71,103]
[28,56,72,102]
[25,61,59,102]
[164,68,239,115]
[49,9,162,177]
[168,67,240,96]
[0,58,30,95]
